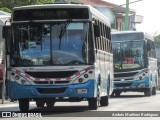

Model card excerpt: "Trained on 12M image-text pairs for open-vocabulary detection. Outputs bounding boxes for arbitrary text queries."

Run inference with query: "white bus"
[111,31,158,96]
[3,3,113,111]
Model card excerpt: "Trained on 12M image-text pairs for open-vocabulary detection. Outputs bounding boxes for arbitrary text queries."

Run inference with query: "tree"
[36,0,55,4]
[0,7,11,13]
[0,0,55,12]
[154,34,160,49]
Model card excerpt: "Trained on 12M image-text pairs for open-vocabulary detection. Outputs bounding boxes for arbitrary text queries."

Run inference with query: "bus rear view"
[111,31,158,97]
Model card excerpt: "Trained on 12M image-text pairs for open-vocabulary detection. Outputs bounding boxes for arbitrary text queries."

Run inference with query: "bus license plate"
[77,89,87,94]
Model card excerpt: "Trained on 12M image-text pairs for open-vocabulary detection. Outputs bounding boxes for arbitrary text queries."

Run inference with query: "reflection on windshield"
[12,22,92,66]
[112,41,144,70]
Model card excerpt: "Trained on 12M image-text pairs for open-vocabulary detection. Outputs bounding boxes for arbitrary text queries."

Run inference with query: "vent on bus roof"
[43,2,69,4]
[43,2,83,4]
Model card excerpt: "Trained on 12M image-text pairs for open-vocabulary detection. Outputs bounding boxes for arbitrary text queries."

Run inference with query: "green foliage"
[154,34,160,48]
[0,7,11,13]
[0,0,56,12]
[37,0,55,4]
[0,2,2,7]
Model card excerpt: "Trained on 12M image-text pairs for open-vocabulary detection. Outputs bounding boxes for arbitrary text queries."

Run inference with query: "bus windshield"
[12,22,93,66]
[112,41,145,70]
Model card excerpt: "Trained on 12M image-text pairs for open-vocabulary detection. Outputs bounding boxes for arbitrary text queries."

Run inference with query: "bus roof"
[0,15,10,25]
[111,31,154,41]
[12,4,110,26]
[13,4,93,10]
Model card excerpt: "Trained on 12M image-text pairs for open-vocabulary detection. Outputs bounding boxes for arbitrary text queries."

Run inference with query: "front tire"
[115,91,121,97]
[100,96,109,106]
[144,88,152,96]
[19,99,29,112]
[88,98,98,110]
[152,87,156,95]
[46,98,56,110]
[36,100,45,108]
[110,92,114,97]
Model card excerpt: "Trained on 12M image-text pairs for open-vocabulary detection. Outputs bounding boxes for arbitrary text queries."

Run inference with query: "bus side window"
[147,40,151,51]
[93,20,97,50]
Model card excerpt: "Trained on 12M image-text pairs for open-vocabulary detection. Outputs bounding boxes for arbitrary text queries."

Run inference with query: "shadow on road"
[110,94,145,99]
[111,95,146,98]
[111,90,160,99]
[29,105,90,117]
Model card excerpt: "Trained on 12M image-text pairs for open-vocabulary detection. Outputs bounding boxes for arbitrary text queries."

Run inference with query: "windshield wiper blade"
[59,19,72,50]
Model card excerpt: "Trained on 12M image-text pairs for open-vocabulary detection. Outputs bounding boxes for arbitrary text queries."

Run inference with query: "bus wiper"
[59,19,72,50]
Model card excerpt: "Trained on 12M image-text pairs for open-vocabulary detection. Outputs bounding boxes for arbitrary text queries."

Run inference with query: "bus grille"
[114,83,132,87]
[114,78,134,81]
[37,88,66,94]
[33,81,70,85]
[26,71,78,78]
[114,72,138,78]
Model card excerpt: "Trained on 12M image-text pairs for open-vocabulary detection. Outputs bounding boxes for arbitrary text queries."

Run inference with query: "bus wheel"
[110,92,115,97]
[100,96,109,106]
[88,97,98,110]
[19,99,29,112]
[152,87,156,95]
[46,99,55,110]
[100,79,110,106]
[36,100,45,108]
[144,88,152,96]
[115,91,121,97]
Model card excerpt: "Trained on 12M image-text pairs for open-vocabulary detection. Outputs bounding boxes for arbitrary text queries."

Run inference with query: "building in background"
[76,0,143,31]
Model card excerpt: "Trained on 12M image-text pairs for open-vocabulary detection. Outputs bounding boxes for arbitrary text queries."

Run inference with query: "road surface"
[0,91,160,119]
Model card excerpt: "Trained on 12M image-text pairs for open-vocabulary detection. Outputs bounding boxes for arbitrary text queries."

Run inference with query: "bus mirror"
[3,26,11,53]
[147,42,151,51]
[2,26,10,39]
[94,25,100,37]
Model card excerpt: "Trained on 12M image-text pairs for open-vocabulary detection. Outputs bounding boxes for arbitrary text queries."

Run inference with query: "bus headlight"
[21,79,27,84]
[74,77,89,84]
[15,78,31,85]
[84,74,88,78]
[78,78,84,83]
[134,75,144,80]
[139,76,143,80]
[12,74,31,85]
[15,75,20,80]
[134,71,148,80]
[73,70,94,84]
[16,78,31,85]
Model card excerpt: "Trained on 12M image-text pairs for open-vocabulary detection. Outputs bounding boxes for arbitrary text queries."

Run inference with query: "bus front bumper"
[8,80,96,100]
[113,77,150,92]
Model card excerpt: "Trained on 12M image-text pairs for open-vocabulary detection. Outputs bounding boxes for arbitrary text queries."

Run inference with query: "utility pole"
[1,61,6,104]
[111,0,143,9]
[125,0,129,30]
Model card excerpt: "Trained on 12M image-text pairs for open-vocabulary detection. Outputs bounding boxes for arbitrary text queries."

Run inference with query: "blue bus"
[3,3,113,111]
[111,31,158,96]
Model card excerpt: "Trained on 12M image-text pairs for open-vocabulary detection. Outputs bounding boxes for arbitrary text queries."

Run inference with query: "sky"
[105,0,159,36]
